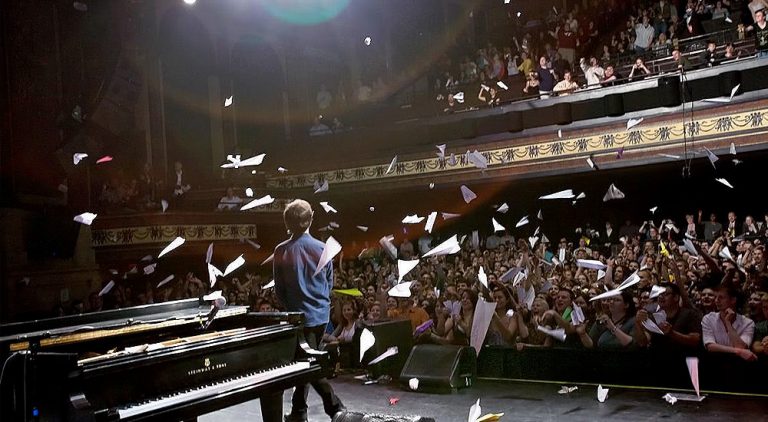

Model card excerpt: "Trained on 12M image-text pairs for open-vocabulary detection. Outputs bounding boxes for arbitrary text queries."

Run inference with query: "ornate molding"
[91,224,258,248]
[265,107,768,189]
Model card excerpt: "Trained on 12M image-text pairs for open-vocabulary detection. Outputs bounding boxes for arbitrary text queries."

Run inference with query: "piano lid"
[0,299,249,353]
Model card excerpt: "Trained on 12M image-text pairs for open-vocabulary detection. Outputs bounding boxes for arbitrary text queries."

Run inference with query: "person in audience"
[443,290,477,345]
[517,51,534,76]
[316,84,333,112]
[601,65,620,86]
[477,85,500,107]
[628,57,651,81]
[745,8,768,58]
[582,290,637,349]
[172,161,191,198]
[722,42,742,61]
[517,297,551,349]
[699,210,723,242]
[309,116,332,137]
[701,285,757,360]
[523,72,540,97]
[217,187,243,211]
[634,283,702,353]
[486,287,519,345]
[751,293,768,354]
[553,71,579,95]
[634,16,656,54]
[537,56,557,93]
[579,56,604,87]
[671,48,694,71]
[700,40,720,67]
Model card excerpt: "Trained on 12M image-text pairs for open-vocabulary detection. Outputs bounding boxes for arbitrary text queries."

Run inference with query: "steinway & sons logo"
[188,357,227,376]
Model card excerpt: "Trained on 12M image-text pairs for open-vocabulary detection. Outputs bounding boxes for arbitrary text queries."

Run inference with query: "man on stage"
[274,199,345,422]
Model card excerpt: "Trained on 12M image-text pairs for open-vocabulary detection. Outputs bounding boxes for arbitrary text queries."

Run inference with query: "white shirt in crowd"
[701,311,755,347]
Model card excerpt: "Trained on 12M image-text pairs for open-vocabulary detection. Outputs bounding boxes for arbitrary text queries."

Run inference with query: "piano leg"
[260,391,283,422]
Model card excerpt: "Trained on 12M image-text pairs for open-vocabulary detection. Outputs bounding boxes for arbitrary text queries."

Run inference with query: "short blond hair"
[283,199,313,234]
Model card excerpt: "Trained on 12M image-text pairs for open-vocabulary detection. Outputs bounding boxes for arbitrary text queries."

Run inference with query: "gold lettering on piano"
[188,357,227,376]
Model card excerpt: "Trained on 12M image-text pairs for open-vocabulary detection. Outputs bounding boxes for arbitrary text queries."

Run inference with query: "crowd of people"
[433,0,764,112]
[70,206,768,369]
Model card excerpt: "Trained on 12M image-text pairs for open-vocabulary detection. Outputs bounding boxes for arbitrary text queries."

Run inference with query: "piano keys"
[0,298,330,422]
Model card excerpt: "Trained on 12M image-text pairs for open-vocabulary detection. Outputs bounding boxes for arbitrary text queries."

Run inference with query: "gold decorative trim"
[265,108,767,188]
[91,224,258,247]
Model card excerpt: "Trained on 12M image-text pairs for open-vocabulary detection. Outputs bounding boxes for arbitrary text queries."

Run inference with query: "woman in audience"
[517,297,551,349]
[444,290,477,345]
[523,72,540,97]
[486,287,519,345]
[581,290,637,348]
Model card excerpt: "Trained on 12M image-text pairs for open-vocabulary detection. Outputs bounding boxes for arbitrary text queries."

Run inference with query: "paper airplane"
[157,275,175,288]
[73,153,88,165]
[397,259,420,283]
[207,263,223,287]
[454,92,465,103]
[557,129,562,138]
[603,183,625,201]
[528,236,539,248]
[642,318,664,335]
[478,266,488,289]
[158,237,185,258]
[590,288,623,301]
[314,236,342,276]
[244,239,260,250]
[703,147,719,168]
[277,166,288,173]
[492,218,505,232]
[537,326,566,341]
[425,211,438,233]
[686,357,701,398]
[663,393,678,405]
[537,209,543,220]
[223,254,245,276]
[733,159,743,165]
[515,215,529,228]
[650,206,658,214]
[461,185,477,203]
[467,150,488,169]
[597,385,609,403]
[468,399,482,422]
[161,199,169,212]
[96,156,113,164]
[356,225,368,232]
[429,182,435,189]
[730,142,737,155]
[220,153,265,169]
[627,117,643,130]
[422,235,461,257]
[715,178,733,188]
[649,284,666,299]
[359,328,375,363]
[388,281,413,298]
[369,346,398,365]
[224,96,233,107]
[386,155,398,174]
[719,245,735,262]
[436,144,447,160]
[496,203,509,213]
[319,201,337,213]
[379,235,398,260]
[402,214,425,224]
[587,155,599,170]
[702,83,740,103]
[576,259,607,270]
[314,180,329,194]
[683,239,698,256]
[205,243,214,264]
[241,195,275,211]
[496,81,509,90]
[98,280,115,296]
[73,212,97,225]
[442,212,461,220]
[576,192,586,200]
[408,378,419,390]
[558,386,578,394]
[261,253,274,266]
[539,189,575,200]
[571,306,586,325]
[143,263,157,275]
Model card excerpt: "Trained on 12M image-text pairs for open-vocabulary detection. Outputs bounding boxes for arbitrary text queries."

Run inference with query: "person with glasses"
[634,283,702,353]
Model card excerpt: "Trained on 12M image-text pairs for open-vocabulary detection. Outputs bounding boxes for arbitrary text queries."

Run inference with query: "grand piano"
[0,298,330,421]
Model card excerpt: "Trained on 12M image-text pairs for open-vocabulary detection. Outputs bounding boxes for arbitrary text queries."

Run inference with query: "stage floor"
[200,375,768,421]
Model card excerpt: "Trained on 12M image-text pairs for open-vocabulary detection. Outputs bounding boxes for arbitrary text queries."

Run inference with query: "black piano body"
[0,298,330,421]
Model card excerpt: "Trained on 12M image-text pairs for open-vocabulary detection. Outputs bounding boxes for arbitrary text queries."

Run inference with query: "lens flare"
[263,0,350,25]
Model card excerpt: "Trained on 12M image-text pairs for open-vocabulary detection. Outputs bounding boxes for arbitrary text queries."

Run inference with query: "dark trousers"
[290,325,344,418]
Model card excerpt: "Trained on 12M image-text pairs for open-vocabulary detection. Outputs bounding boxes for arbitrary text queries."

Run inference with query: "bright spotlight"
[183,0,197,5]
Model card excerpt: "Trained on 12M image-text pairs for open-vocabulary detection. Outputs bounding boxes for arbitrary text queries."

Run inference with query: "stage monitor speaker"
[399,344,476,392]
[333,411,435,422]
[360,319,413,378]
[657,76,681,107]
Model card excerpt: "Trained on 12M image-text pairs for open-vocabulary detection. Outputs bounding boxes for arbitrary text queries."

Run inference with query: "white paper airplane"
[223,254,245,276]
[240,195,275,211]
[539,189,575,200]
[314,236,342,276]
[158,237,185,258]
[627,117,644,130]
[73,212,97,225]
[73,153,88,165]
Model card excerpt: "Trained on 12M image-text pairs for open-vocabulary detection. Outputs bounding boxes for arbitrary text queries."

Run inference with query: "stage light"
[364,36,372,46]
[183,0,197,5]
